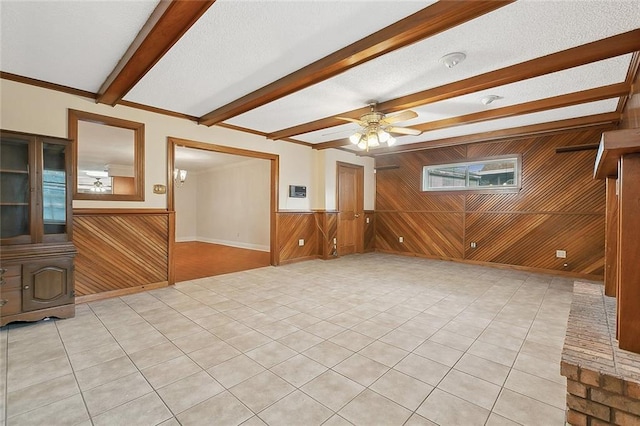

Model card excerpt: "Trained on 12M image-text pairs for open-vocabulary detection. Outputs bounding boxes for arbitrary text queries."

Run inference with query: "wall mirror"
[68,109,144,201]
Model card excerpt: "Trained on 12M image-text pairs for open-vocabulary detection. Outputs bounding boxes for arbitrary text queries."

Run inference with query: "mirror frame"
[68,109,145,201]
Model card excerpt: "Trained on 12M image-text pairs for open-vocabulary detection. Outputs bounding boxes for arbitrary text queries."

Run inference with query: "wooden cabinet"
[1,130,76,326]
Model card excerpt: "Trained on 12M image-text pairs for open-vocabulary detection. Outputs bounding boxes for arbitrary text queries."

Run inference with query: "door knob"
[354,214,360,218]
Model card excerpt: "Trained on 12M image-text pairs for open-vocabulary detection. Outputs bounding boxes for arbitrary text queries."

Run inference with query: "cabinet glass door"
[0,135,31,244]
[43,143,67,237]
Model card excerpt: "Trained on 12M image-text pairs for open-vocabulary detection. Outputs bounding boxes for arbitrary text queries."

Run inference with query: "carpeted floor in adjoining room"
[1,252,579,425]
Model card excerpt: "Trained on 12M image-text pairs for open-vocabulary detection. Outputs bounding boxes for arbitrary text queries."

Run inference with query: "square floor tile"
[230,371,295,413]
[92,392,172,426]
[453,353,510,386]
[189,341,241,369]
[258,390,332,425]
[301,370,364,412]
[7,374,80,417]
[157,371,224,414]
[394,354,450,386]
[329,330,375,352]
[414,341,463,367]
[270,354,327,388]
[503,369,566,409]
[75,356,138,391]
[339,389,412,426]
[379,329,426,352]
[142,355,202,389]
[303,341,353,367]
[177,391,253,426]
[278,330,324,352]
[492,388,565,425]
[83,372,152,417]
[129,341,184,370]
[370,369,434,411]
[417,389,489,426]
[246,341,297,369]
[333,354,389,387]
[7,393,89,426]
[208,355,266,389]
[226,330,272,353]
[437,369,501,410]
[358,341,408,367]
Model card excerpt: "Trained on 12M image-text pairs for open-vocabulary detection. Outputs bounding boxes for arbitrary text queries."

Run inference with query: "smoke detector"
[439,52,466,69]
[481,95,503,105]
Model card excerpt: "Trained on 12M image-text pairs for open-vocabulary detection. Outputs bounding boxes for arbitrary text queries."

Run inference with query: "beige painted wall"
[174,173,198,241]
[1,79,374,210]
[195,159,270,251]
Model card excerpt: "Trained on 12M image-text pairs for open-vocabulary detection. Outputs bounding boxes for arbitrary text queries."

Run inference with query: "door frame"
[336,161,364,255]
[167,137,280,283]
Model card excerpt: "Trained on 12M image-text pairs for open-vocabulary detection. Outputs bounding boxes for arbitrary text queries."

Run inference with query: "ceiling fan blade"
[336,116,365,125]
[381,110,418,124]
[386,126,422,136]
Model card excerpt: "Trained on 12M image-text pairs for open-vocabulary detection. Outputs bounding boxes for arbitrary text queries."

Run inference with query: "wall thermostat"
[289,185,306,198]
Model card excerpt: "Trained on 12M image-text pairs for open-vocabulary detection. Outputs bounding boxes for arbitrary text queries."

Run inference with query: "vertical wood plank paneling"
[604,177,618,296]
[73,210,170,296]
[375,128,608,278]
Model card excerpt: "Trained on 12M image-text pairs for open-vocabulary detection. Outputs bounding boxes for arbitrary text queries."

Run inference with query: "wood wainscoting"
[276,211,342,264]
[73,209,174,302]
[375,127,609,279]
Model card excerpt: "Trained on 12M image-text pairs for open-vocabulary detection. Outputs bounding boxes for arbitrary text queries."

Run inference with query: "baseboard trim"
[374,249,603,281]
[194,237,270,252]
[278,255,319,265]
[76,281,169,304]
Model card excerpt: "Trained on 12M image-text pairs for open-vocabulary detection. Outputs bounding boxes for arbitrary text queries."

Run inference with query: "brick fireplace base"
[561,282,640,425]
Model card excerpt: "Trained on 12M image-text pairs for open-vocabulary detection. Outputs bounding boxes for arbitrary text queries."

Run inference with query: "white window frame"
[422,156,521,192]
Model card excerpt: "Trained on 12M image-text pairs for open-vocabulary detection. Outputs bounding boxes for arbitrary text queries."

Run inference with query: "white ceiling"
[1,0,639,154]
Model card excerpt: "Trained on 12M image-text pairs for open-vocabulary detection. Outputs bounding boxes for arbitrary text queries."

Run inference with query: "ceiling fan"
[337,103,422,151]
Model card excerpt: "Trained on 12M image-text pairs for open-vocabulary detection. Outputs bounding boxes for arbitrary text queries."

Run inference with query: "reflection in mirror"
[68,110,144,201]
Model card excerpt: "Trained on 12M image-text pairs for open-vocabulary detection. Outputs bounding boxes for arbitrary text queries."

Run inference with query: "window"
[422,157,520,191]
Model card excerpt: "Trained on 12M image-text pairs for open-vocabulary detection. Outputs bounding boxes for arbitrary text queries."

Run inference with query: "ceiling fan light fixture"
[439,52,466,69]
[378,128,390,143]
[349,132,362,145]
[367,130,380,148]
[387,136,397,147]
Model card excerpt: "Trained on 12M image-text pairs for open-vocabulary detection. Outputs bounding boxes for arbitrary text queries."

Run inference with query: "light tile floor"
[1,253,580,425]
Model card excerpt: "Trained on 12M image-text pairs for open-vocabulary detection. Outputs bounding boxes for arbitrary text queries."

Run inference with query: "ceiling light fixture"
[481,95,502,105]
[90,177,106,192]
[439,52,466,69]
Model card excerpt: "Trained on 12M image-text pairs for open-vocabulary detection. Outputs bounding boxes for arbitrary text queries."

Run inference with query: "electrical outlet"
[298,239,304,246]
[470,242,477,248]
[556,250,567,258]
[399,236,404,243]
[333,237,337,245]
[366,217,370,224]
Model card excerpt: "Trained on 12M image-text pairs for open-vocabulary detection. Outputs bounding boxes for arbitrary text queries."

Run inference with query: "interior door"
[337,162,364,256]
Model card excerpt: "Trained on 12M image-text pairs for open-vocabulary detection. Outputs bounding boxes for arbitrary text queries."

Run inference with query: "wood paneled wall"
[375,128,609,279]
[73,209,173,300]
[276,211,341,264]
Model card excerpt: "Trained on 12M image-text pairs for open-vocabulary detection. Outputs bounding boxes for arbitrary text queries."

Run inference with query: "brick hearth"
[561,282,640,425]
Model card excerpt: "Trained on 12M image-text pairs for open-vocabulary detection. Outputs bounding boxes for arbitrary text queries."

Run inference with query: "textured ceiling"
[1,0,639,154]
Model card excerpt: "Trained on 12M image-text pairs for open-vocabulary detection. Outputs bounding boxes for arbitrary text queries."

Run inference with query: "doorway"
[337,162,364,256]
[168,138,279,283]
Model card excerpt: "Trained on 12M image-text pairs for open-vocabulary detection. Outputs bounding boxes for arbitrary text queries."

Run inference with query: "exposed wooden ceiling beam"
[369,112,621,156]
[616,51,640,114]
[97,0,215,106]
[197,0,514,127]
[313,82,630,150]
[271,29,640,141]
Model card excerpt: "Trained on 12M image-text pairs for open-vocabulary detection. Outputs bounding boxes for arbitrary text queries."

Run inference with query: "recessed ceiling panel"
[0,0,159,92]
[228,0,640,132]
[124,0,433,116]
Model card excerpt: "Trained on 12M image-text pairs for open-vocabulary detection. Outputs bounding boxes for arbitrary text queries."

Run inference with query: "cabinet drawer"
[0,264,21,278]
[0,287,21,316]
[1,275,21,290]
